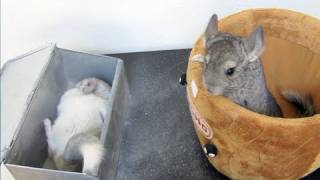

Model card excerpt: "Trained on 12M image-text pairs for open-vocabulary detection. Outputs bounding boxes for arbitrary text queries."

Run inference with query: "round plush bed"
[186,9,320,179]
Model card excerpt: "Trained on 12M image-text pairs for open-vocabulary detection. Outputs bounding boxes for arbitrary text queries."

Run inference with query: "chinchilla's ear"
[205,14,218,40]
[246,26,264,62]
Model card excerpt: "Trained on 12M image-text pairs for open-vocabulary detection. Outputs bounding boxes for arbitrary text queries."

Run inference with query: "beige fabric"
[187,9,320,179]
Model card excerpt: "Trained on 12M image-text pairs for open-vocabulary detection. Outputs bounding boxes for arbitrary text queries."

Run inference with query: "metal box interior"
[1,45,129,180]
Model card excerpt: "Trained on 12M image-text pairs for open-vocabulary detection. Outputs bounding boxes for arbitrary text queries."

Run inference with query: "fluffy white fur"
[44,77,111,176]
[81,142,105,175]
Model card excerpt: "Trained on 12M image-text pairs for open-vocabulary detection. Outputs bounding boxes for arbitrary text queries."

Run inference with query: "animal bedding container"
[186,9,320,179]
[1,44,129,180]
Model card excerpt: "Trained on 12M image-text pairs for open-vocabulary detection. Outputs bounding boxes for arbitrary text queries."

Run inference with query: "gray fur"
[282,91,314,117]
[203,14,282,117]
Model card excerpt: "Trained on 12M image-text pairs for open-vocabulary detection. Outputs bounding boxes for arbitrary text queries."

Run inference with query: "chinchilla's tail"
[282,90,314,117]
[64,133,105,176]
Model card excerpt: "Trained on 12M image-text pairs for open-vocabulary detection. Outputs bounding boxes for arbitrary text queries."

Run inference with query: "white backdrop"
[1,0,320,64]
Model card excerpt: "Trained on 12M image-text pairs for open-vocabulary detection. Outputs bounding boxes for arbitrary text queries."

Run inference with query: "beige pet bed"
[186,9,320,179]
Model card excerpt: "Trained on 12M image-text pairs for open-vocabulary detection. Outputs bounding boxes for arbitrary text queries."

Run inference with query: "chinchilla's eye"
[225,67,235,76]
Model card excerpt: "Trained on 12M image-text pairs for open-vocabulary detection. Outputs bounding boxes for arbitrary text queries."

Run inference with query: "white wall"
[1,0,320,64]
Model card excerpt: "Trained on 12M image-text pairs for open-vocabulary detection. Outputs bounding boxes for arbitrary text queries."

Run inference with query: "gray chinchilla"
[202,14,313,117]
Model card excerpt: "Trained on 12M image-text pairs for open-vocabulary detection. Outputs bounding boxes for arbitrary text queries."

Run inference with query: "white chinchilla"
[44,77,111,176]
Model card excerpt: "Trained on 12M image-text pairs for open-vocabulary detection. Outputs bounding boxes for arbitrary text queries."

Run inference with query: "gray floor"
[110,50,319,180]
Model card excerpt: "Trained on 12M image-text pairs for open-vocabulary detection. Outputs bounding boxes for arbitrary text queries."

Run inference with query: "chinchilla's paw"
[83,168,98,177]
[43,118,51,125]
[43,118,52,133]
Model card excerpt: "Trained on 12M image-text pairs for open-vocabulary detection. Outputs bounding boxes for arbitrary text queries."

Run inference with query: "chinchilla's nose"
[210,86,224,95]
[204,76,225,95]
